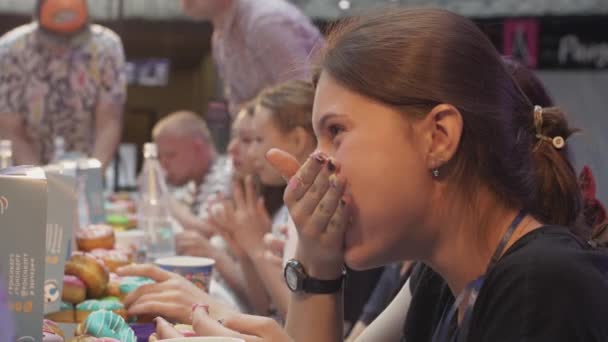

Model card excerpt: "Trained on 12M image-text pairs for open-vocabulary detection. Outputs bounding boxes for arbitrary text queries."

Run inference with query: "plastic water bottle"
[52,136,66,163]
[0,140,12,169]
[138,143,175,260]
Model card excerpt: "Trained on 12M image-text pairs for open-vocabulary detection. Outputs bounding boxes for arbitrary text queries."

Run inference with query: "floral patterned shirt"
[0,23,126,164]
[173,155,233,217]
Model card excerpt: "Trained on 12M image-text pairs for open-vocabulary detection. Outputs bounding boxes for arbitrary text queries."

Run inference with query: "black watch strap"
[302,274,345,294]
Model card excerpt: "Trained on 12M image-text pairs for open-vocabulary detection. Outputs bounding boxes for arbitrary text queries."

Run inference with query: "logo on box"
[0,196,7,215]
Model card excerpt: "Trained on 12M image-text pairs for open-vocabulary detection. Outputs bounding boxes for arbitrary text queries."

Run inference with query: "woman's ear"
[423,104,463,171]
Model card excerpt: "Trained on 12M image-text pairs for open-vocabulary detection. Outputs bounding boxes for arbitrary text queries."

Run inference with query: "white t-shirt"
[272,205,298,266]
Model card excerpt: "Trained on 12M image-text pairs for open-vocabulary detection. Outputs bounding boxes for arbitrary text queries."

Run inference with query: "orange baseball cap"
[38,0,89,34]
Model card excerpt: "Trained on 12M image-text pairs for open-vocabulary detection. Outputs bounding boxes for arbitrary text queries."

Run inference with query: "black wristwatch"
[284,259,346,294]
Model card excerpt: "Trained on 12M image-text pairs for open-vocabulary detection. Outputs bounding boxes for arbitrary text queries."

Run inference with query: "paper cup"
[155,256,215,291]
[161,338,245,342]
[115,230,147,263]
[130,322,155,342]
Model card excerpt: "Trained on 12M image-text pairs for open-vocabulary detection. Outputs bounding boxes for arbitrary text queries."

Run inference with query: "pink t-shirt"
[212,0,324,115]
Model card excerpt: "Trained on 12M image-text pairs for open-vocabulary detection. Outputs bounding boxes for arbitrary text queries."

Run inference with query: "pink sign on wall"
[503,19,540,69]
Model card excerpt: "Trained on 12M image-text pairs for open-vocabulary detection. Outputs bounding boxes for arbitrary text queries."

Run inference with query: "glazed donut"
[45,301,75,323]
[65,252,109,298]
[106,273,122,298]
[76,299,127,322]
[90,249,131,272]
[78,310,136,342]
[76,225,115,252]
[119,276,154,297]
[62,275,86,304]
[43,319,65,342]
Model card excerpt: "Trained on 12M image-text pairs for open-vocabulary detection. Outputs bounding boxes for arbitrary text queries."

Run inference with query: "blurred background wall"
[0,0,605,201]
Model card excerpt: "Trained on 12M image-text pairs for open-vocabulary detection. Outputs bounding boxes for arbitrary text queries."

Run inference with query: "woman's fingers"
[263,233,285,257]
[263,250,284,266]
[306,173,347,238]
[265,148,301,180]
[222,313,287,340]
[244,175,258,210]
[116,264,173,282]
[263,233,285,266]
[129,301,185,322]
[121,280,169,308]
[256,198,272,227]
[283,152,327,205]
[292,158,333,219]
[232,180,246,209]
[154,316,184,340]
[325,186,350,245]
[191,306,259,342]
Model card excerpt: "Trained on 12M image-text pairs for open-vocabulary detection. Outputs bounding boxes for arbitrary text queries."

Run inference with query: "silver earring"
[432,168,440,178]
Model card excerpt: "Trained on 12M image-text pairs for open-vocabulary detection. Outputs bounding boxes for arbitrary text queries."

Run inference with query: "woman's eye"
[328,124,345,138]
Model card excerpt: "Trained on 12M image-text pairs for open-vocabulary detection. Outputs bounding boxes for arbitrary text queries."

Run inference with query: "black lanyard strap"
[487,210,527,272]
[432,209,528,342]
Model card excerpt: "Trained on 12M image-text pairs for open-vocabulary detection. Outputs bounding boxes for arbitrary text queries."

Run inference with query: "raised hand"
[175,230,215,258]
[266,148,349,280]
[262,226,288,266]
[209,176,273,259]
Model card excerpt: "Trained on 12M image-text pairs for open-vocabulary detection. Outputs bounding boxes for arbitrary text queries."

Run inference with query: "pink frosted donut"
[43,332,64,342]
[90,249,131,272]
[62,274,86,304]
[65,252,109,298]
[43,319,64,342]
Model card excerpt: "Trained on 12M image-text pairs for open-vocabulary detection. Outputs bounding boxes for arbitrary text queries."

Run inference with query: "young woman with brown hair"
[157,8,608,341]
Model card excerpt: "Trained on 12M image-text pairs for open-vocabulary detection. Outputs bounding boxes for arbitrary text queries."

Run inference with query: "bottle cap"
[143,143,158,159]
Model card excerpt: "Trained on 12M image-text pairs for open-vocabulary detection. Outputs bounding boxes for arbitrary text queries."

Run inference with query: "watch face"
[285,265,299,291]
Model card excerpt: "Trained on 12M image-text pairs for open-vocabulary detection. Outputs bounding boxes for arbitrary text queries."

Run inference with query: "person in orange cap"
[0,0,126,168]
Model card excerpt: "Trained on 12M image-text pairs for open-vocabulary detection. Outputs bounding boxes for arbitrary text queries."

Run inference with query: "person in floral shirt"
[0,0,126,167]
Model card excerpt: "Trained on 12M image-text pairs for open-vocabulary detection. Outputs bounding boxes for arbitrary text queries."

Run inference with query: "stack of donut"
[105,193,138,231]
[47,224,153,324]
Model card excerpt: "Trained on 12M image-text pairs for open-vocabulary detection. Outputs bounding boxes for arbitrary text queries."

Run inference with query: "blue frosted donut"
[82,310,135,342]
[76,299,124,312]
[119,276,154,295]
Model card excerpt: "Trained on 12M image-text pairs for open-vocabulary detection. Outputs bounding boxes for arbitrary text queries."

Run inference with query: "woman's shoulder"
[471,225,608,341]
[485,225,608,303]
[496,225,608,279]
